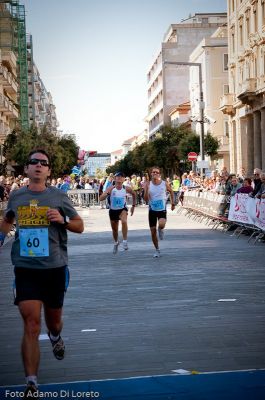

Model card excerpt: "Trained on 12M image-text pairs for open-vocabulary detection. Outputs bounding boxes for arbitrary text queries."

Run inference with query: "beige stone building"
[0,49,19,143]
[169,101,191,127]
[145,13,227,139]
[27,35,59,134]
[221,0,265,174]
[0,2,19,146]
[190,26,230,171]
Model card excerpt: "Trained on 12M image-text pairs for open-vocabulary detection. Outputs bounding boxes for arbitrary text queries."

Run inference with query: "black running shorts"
[148,209,167,228]
[13,266,69,308]
[109,207,128,221]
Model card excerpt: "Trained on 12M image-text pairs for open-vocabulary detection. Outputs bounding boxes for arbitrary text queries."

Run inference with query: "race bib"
[112,197,124,209]
[19,228,49,257]
[150,199,165,211]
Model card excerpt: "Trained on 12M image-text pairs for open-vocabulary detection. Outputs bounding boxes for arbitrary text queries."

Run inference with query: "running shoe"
[153,249,161,258]
[158,228,164,240]
[48,332,65,360]
[24,382,39,399]
[113,241,119,254]
[122,242,128,251]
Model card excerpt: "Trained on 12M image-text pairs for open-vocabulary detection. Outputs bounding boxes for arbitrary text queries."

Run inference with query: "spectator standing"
[171,174,180,205]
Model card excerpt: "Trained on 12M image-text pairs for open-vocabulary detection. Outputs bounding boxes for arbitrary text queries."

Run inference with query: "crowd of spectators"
[1,167,265,206]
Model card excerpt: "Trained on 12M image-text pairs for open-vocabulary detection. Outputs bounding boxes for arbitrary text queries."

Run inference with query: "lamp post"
[164,61,205,176]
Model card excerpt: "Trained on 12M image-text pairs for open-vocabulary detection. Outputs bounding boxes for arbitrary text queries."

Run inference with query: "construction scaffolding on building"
[0,0,29,130]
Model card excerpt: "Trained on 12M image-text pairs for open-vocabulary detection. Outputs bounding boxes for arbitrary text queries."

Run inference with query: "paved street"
[0,205,265,387]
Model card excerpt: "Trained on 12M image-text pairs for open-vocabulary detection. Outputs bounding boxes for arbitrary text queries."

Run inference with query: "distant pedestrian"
[0,149,84,398]
[144,166,175,258]
[171,174,180,205]
[99,171,136,253]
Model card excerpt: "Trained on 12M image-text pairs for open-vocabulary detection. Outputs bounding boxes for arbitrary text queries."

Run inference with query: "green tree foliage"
[95,167,105,179]
[106,125,219,177]
[3,125,79,177]
[204,133,219,157]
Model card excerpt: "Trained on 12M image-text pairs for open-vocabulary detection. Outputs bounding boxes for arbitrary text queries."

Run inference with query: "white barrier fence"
[229,194,265,231]
[183,191,265,232]
[67,189,100,207]
[182,190,227,217]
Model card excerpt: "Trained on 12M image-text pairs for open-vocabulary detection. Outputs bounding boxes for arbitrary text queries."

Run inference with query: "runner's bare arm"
[126,187,136,215]
[99,185,114,201]
[46,209,84,233]
[143,181,150,203]
[166,182,175,210]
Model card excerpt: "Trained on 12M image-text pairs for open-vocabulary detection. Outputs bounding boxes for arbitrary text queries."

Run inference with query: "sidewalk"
[0,205,265,393]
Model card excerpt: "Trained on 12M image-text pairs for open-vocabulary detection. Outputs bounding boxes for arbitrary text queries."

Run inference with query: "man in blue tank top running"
[99,172,136,254]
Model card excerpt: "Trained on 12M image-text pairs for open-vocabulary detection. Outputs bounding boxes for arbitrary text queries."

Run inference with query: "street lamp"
[164,61,205,176]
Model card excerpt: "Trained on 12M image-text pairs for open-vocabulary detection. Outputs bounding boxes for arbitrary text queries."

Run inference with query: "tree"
[3,125,79,177]
[204,133,219,157]
[106,124,220,177]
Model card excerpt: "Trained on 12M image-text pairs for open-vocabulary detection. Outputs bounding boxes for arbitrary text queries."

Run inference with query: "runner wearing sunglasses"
[0,149,84,398]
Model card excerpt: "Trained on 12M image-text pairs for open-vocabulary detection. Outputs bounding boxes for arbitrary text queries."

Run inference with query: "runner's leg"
[18,300,42,377]
[120,210,128,241]
[110,220,119,242]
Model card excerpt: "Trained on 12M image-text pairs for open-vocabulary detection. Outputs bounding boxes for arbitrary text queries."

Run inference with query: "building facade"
[0,1,20,145]
[145,13,227,139]
[84,153,111,177]
[190,26,230,170]
[221,0,265,174]
[27,34,59,134]
[0,0,59,171]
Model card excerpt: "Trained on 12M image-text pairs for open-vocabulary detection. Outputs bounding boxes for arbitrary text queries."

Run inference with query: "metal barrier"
[67,189,100,207]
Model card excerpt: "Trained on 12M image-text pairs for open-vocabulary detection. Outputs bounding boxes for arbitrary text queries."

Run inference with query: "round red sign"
[188,152,198,161]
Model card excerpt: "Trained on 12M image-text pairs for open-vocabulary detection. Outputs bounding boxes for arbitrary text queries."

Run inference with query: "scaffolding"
[0,0,29,130]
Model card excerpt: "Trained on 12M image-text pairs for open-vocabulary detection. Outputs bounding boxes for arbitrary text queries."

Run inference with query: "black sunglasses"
[28,158,50,167]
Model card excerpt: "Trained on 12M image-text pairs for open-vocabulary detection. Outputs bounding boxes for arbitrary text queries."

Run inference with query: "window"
[262,0,265,26]
[224,121,229,137]
[223,84,229,95]
[231,26,235,54]
[253,7,258,32]
[223,53,229,71]
[239,17,243,46]
[202,18,208,24]
[245,10,250,37]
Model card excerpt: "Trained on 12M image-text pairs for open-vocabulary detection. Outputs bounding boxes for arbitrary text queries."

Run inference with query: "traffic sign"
[188,152,198,161]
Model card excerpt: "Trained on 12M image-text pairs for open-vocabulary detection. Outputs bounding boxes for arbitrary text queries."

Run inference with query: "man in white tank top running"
[99,172,136,253]
[144,166,175,257]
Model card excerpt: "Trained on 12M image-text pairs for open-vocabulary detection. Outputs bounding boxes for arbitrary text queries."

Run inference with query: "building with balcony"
[222,0,265,173]
[27,35,59,134]
[169,101,191,127]
[145,13,227,140]
[0,2,19,145]
[130,128,148,150]
[190,26,230,171]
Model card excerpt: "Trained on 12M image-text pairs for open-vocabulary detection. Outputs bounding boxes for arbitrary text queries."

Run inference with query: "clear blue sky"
[23,0,227,152]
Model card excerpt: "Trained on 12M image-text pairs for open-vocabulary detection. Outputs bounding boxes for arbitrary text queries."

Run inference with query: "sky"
[22,0,227,153]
